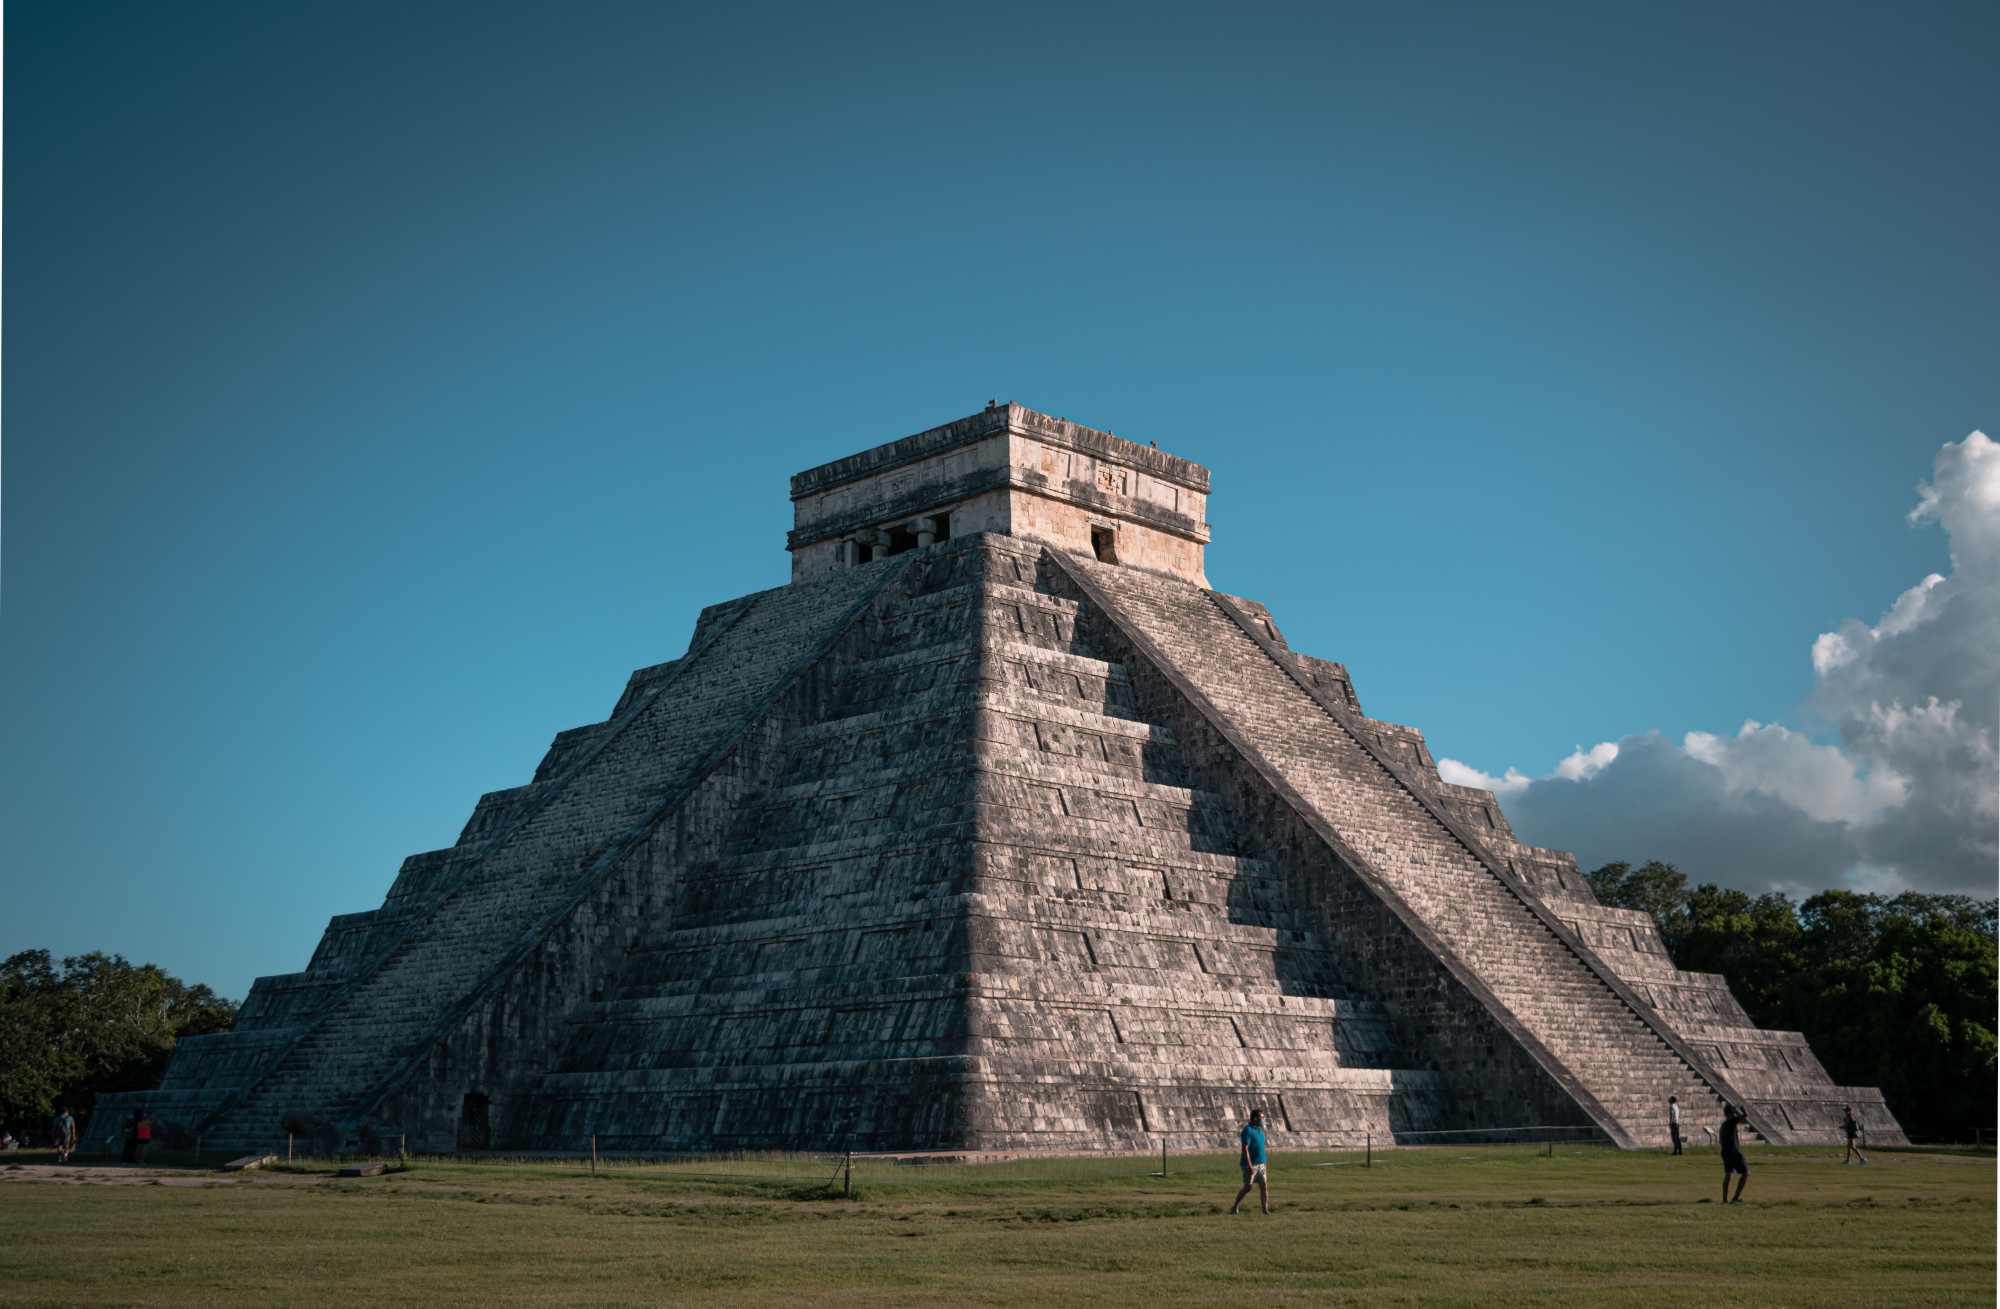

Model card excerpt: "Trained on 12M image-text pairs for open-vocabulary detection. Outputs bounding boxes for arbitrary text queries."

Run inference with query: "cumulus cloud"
[1441,432,1999,898]
[1553,742,1619,782]
[1436,757,1531,796]
[1680,720,1906,824]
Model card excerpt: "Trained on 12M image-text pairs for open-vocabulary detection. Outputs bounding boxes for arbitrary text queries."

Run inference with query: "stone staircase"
[513,534,1446,1151]
[110,397,1903,1156]
[1055,551,1746,1147]
[194,561,911,1154]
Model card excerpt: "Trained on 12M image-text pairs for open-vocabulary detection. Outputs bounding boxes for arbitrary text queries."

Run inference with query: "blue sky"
[5,1,1995,999]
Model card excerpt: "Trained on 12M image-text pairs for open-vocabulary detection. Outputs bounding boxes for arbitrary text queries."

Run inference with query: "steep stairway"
[520,534,1444,1150]
[1054,550,1750,1147]
[196,561,912,1153]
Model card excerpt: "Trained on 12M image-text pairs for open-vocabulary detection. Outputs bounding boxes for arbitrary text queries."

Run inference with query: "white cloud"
[1444,741,1617,796]
[1680,720,1906,825]
[1909,430,2000,564]
[1810,572,1946,676]
[1436,757,1531,796]
[1447,432,1999,898]
[1554,741,1620,782]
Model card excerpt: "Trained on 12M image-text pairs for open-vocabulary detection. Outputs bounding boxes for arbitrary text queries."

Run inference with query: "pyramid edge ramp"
[174,554,924,1152]
[344,553,930,1138]
[1049,548,1745,1148]
[1195,588,1796,1140]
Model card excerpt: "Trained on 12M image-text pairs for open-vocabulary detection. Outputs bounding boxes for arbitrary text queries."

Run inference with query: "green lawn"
[2,1145,1991,1307]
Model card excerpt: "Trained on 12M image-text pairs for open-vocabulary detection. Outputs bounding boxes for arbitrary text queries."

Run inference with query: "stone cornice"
[790,402,1211,500]
[786,464,1212,550]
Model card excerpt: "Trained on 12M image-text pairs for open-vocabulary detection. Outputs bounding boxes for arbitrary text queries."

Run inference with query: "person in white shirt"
[1668,1095,1683,1156]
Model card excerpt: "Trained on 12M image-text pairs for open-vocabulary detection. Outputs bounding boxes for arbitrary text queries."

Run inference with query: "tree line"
[0,950,235,1138]
[1586,861,1997,1139]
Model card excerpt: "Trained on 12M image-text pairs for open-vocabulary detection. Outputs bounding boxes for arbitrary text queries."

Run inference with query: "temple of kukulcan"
[94,403,1905,1155]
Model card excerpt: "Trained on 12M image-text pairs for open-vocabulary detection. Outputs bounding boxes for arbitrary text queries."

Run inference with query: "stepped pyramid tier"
[92,404,1905,1155]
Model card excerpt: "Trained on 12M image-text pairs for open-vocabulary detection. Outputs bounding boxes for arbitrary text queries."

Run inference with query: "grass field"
[2,1144,1991,1307]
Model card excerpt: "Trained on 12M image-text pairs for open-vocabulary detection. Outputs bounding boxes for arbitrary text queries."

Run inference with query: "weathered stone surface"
[788,403,1211,586]
[93,404,1903,1154]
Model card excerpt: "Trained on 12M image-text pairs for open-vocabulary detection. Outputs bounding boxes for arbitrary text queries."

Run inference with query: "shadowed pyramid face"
[95,409,1903,1157]
[786,403,1212,587]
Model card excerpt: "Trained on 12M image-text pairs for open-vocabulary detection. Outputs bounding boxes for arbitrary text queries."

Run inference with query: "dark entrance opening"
[458,1092,490,1152]
[884,524,920,557]
[1091,526,1118,563]
[933,512,951,542]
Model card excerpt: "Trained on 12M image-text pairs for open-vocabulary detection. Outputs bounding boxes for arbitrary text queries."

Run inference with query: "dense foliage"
[0,951,235,1137]
[1586,861,1998,1138]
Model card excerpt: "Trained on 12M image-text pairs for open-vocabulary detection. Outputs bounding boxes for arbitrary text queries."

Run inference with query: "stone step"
[1062,554,1741,1144]
[199,561,917,1144]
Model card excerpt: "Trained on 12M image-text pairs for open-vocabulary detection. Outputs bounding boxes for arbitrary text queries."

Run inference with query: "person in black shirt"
[1719,1104,1749,1204]
[1841,1104,1868,1166]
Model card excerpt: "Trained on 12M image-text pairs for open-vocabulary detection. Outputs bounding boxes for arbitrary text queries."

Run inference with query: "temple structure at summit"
[93,402,1905,1155]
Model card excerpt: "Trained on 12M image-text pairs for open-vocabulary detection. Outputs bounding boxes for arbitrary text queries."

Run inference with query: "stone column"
[914,518,937,548]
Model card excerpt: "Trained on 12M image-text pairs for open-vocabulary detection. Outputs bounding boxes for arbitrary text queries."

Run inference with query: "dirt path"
[0,1162,321,1188]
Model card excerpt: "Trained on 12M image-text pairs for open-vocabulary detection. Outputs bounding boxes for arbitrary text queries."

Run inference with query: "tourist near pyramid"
[92,403,1905,1156]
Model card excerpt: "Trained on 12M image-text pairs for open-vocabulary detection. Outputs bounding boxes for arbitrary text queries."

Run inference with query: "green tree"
[1585,860,1691,930]
[0,950,236,1134]
[1584,867,1998,1138]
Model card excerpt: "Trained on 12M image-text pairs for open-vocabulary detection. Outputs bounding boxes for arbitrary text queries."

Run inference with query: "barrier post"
[591,1135,598,1175]
[1161,1140,1168,1177]
[1365,1130,1371,1169]
[844,1151,852,1197]
[288,1132,293,1163]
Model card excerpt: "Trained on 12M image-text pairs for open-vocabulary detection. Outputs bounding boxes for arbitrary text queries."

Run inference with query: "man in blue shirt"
[1230,1108,1271,1215]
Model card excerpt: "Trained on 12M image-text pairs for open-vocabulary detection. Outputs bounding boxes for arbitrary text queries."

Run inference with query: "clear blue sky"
[5,1,1995,999]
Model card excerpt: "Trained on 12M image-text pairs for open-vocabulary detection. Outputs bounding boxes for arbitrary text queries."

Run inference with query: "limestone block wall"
[512,533,1446,1153]
[1054,552,1781,1147]
[104,508,1905,1155]
[788,404,1210,585]
[790,409,1016,548]
[131,555,924,1156]
[1526,883,1904,1141]
[1051,556,1604,1139]
[1005,489,1206,589]
[934,539,1441,1149]
[80,1026,307,1151]
[375,560,943,1152]
[1246,606,1907,1145]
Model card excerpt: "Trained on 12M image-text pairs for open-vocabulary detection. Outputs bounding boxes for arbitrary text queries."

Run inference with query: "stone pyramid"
[96,404,1905,1155]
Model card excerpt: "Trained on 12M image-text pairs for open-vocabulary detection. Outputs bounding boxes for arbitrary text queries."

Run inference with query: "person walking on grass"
[1841,1105,1868,1166]
[52,1106,76,1164]
[1230,1109,1271,1215]
[1668,1095,1683,1156]
[1719,1104,1749,1204]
